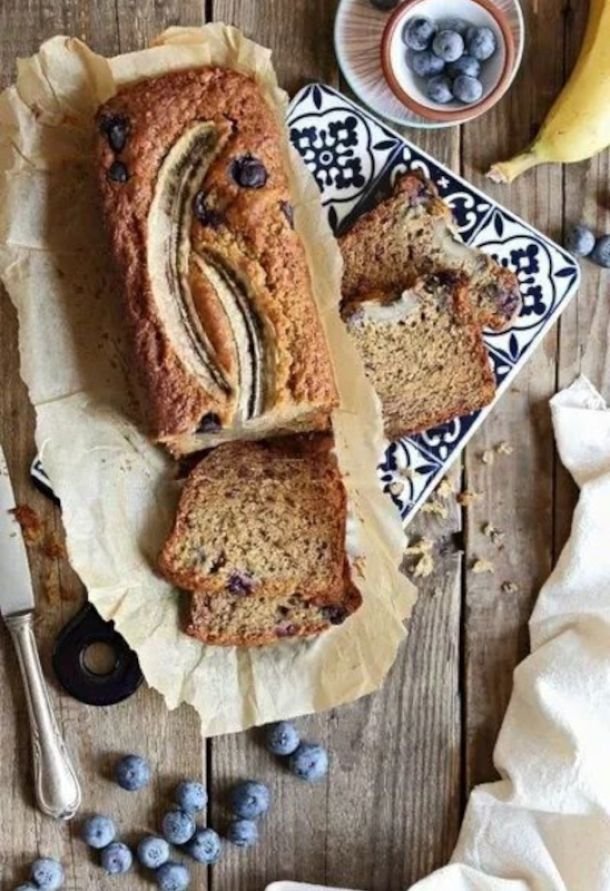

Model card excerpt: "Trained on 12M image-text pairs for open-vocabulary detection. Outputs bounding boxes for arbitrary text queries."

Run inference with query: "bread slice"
[96,68,337,455]
[159,436,362,646]
[340,173,521,332]
[342,273,496,439]
[187,574,362,647]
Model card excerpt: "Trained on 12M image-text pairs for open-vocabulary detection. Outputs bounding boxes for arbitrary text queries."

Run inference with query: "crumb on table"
[457,489,481,507]
[421,499,449,519]
[496,441,513,456]
[471,557,494,574]
[501,581,520,593]
[436,478,453,500]
[480,449,494,465]
[405,538,434,578]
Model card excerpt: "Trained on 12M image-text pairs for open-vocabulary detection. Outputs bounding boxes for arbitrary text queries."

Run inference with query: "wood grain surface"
[0,1,606,889]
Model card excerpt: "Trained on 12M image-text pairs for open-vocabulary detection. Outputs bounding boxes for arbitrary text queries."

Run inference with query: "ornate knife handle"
[5,611,81,820]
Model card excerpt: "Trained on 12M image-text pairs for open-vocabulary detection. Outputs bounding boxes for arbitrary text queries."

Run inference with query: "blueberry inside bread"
[96,68,338,456]
[159,436,362,646]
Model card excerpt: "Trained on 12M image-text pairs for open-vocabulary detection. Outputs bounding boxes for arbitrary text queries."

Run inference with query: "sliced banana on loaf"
[96,68,337,455]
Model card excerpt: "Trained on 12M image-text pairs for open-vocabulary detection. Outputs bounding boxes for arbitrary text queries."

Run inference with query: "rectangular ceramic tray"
[287,83,580,526]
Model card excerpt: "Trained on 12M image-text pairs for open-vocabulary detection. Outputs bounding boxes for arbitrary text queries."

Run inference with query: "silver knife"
[0,446,81,820]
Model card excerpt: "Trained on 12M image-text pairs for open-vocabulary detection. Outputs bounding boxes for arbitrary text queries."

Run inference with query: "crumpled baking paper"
[0,25,416,736]
[268,376,610,891]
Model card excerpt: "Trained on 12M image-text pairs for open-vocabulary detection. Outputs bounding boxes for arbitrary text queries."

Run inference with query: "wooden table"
[0,1,606,888]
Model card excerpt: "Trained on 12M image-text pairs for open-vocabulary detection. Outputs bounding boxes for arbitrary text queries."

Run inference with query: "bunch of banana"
[488,0,610,183]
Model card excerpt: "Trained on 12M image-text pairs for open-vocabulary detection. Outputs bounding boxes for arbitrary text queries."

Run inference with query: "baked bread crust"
[96,68,338,455]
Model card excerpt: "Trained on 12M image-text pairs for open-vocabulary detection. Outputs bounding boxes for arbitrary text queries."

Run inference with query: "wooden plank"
[0,4,206,889]
[555,0,610,555]
[459,0,568,791]
[209,2,464,889]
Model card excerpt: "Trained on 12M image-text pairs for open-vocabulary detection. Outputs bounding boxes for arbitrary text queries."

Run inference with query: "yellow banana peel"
[489,0,610,183]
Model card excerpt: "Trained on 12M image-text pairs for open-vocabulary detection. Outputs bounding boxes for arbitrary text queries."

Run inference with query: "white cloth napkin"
[268,376,610,891]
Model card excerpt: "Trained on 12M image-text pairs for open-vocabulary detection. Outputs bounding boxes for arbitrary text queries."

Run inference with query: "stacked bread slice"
[159,436,361,646]
[340,173,521,439]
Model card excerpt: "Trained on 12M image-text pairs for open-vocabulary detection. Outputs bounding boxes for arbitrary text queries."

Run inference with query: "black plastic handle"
[52,603,143,707]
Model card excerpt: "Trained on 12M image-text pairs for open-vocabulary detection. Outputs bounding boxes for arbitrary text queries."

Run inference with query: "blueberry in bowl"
[380,0,516,123]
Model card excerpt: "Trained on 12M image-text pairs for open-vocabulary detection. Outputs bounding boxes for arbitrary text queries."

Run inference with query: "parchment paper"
[0,25,416,736]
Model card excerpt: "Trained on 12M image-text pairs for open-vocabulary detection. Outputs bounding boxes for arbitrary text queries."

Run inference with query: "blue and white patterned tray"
[287,83,580,527]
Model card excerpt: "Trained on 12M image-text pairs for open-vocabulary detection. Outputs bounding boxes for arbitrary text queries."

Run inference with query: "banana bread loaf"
[340,172,521,332]
[159,435,362,646]
[96,68,337,455]
[342,273,496,439]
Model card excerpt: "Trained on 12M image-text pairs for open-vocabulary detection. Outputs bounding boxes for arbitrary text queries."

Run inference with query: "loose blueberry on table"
[100,842,133,875]
[137,835,171,869]
[565,223,596,257]
[162,809,197,845]
[288,742,329,782]
[174,780,208,814]
[265,720,301,756]
[115,753,151,791]
[230,780,271,819]
[29,859,65,891]
[592,234,610,267]
[81,814,117,849]
[155,861,191,891]
[187,827,222,864]
[226,818,259,848]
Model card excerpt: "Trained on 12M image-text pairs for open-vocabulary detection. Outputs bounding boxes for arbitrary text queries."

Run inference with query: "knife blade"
[0,443,81,820]
[0,446,35,616]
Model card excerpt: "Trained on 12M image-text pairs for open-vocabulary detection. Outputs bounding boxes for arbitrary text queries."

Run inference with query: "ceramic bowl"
[380,0,516,124]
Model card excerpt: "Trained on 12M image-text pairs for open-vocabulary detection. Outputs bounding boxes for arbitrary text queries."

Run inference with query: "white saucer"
[334,0,525,129]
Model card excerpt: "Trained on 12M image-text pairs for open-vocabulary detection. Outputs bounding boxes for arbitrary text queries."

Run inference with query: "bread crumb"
[501,581,520,593]
[472,558,494,574]
[405,538,434,578]
[496,441,513,456]
[482,523,504,545]
[481,449,494,465]
[457,489,481,507]
[422,499,449,519]
[436,478,453,500]
[388,480,405,497]
[400,466,419,481]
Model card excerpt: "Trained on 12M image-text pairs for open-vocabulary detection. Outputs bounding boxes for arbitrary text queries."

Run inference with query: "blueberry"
[448,55,481,79]
[265,721,300,756]
[287,742,329,782]
[137,836,170,869]
[196,412,221,433]
[107,160,128,183]
[186,828,222,864]
[438,17,469,35]
[161,809,196,845]
[467,26,497,61]
[230,780,270,820]
[226,818,258,848]
[321,604,348,625]
[227,571,253,595]
[81,815,117,849]
[432,30,464,62]
[426,75,454,105]
[230,155,268,189]
[402,16,436,51]
[565,223,595,257]
[100,115,129,153]
[369,0,399,8]
[406,49,445,78]
[193,192,223,228]
[592,234,610,267]
[100,842,133,876]
[175,781,207,814]
[452,75,484,104]
[155,861,191,891]
[115,754,151,791]
[30,859,64,891]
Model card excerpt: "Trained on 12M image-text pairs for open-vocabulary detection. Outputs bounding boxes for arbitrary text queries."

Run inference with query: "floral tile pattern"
[287,84,581,527]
